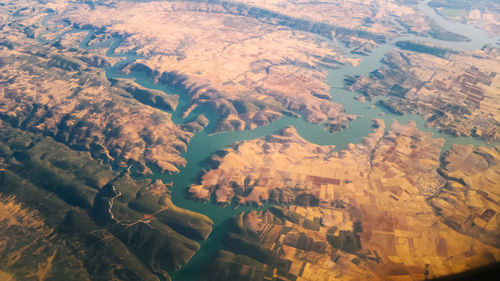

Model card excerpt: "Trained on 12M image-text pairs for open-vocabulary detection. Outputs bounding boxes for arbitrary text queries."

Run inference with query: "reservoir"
[35,1,500,280]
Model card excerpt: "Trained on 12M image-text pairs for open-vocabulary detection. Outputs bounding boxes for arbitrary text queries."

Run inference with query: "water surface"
[35,2,500,280]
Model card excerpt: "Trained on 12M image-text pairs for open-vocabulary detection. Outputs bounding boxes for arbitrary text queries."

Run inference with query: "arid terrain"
[62,0,361,132]
[0,0,499,280]
[347,45,500,141]
[195,121,500,280]
[0,120,212,281]
[0,36,191,175]
[15,0,476,133]
[429,0,500,37]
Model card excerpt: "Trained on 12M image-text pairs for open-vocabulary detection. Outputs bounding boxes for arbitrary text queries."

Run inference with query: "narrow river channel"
[36,1,500,280]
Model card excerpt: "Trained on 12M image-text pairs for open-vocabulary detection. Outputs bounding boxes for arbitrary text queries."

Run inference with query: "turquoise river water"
[36,1,500,280]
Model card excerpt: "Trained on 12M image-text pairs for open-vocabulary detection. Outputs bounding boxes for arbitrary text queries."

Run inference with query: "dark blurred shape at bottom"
[431,262,500,281]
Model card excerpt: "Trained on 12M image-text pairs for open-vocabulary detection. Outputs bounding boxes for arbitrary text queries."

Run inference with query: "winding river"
[37,1,500,280]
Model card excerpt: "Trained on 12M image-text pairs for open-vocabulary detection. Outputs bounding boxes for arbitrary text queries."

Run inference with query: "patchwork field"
[347,45,500,141]
[196,121,500,280]
[0,0,499,280]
